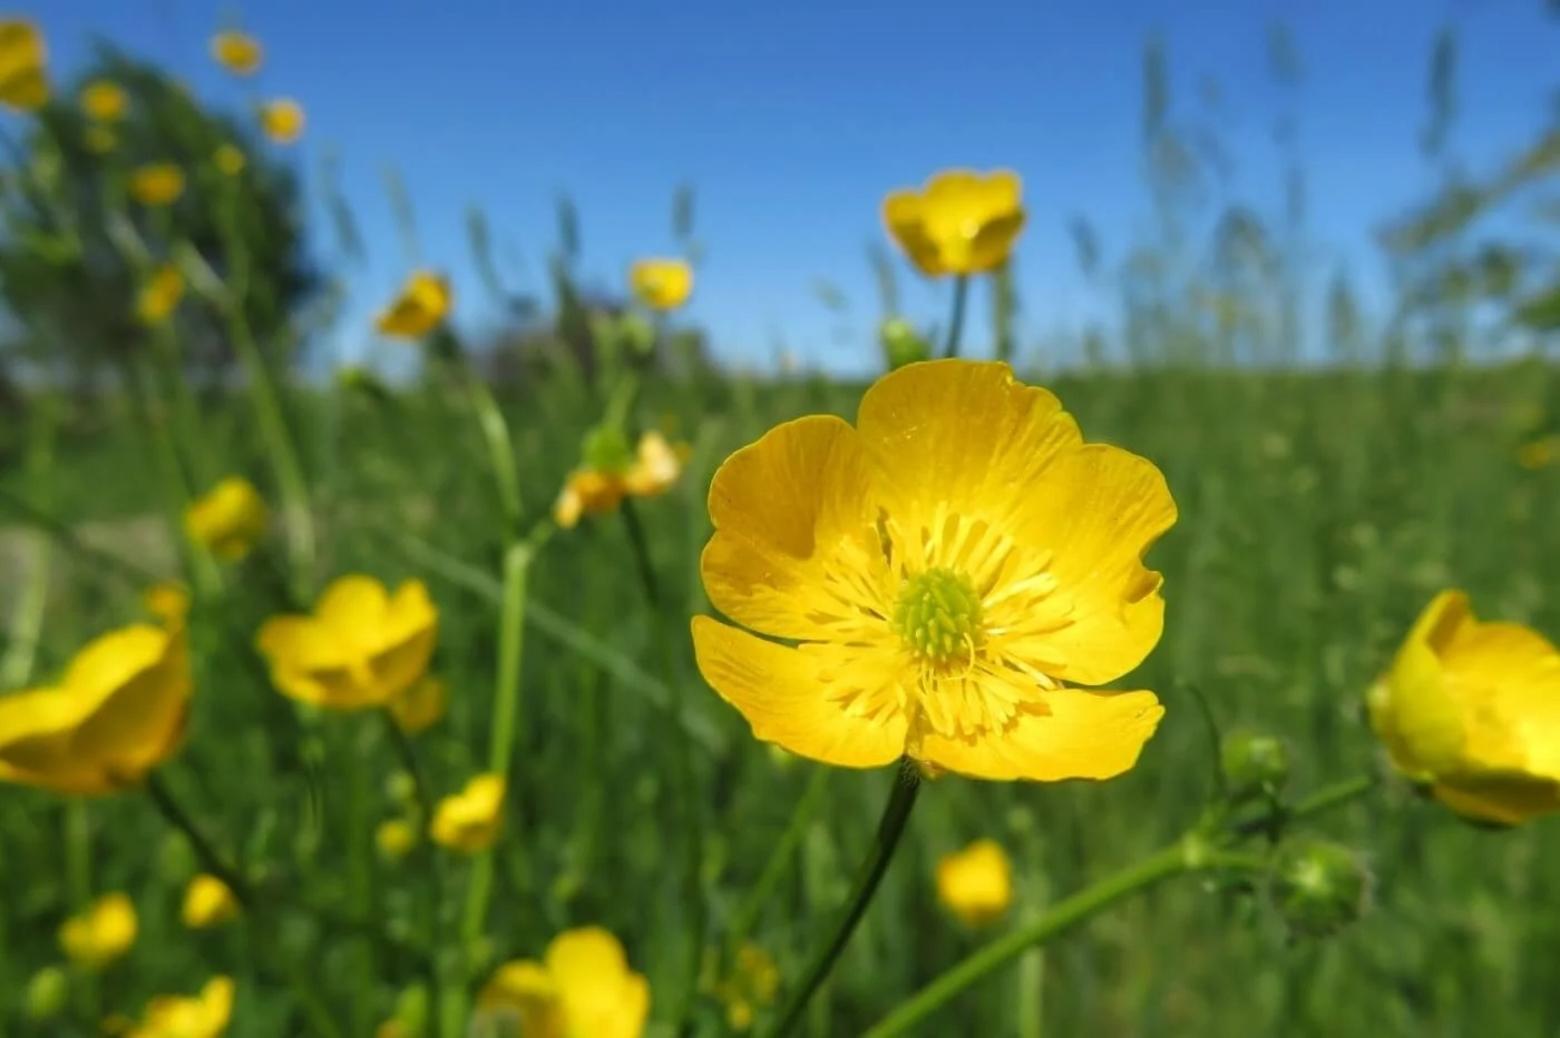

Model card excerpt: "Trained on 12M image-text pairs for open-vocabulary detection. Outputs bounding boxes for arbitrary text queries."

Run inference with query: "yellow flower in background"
[629,257,694,311]
[258,97,304,144]
[1367,590,1560,825]
[713,942,780,1032]
[479,926,650,1038]
[80,79,127,121]
[213,144,246,176]
[127,976,234,1038]
[430,772,505,853]
[257,575,438,710]
[376,818,418,860]
[554,469,627,530]
[883,169,1026,277]
[936,838,1014,926]
[622,430,686,497]
[388,675,446,735]
[184,477,267,561]
[1517,434,1560,471]
[375,271,451,339]
[143,582,190,629]
[137,264,185,325]
[692,360,1173,780]
[129,164,185,207]
[59,893,137,969]
[0,624,190,795]
[0,19,49,112]
[554,431,687,529]
[210,30,262,76]
[181,874,239,929]
[84,124,118,155]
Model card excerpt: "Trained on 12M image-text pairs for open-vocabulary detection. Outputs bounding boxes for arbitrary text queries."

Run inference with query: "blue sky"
[27,1,1560,373]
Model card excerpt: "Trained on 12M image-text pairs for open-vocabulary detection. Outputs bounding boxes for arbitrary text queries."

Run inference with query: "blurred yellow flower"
[1368,590,1560,825]
[59,893,137,969]
[181,874,239,929]
[137,264,185,325]
[430,772,505,853]
[210,31,263,76]
[127,976,234,1038]
[713,942,780,1032]
[84,125,118,155]
[258,97,305,144]
[129,164,185,207]
[213,144,246,176]
[936,838,1013,926]
[388,675,446,735]
[692,360,1172,779]
[257,575,438,710]
[184,477,267,561]
[0,624,190,795]
[143,582,190,628]
[375,271,451,339]
[1517,434,1560,471]
[376,817,418,860]
[79,79,127,121]
[629,257,694,311]
[554,431,686,529]
[479,926,649,1038]
[0,20,49,112]
[883,169,1026,277]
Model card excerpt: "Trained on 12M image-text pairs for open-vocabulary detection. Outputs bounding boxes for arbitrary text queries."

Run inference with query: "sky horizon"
[23,1,1560,374]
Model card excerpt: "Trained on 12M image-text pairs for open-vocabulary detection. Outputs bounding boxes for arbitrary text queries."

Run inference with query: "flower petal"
[317,574,390,633]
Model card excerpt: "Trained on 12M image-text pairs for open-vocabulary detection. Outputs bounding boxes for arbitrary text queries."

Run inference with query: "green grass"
[4,357,1560,1037]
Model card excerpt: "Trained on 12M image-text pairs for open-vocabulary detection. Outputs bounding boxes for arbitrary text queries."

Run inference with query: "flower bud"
[25,966,68,1020]
[384,769,418,806]
[581,424,633,473]
[1272,839,1368,938]
[1220,729,1291,801]
[879,317,929,370]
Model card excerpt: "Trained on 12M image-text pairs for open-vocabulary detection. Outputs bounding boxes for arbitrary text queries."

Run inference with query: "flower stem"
[144,771,254,908]
[727,765,831,954]
[942,275,970,359]
[765,767,922,1038]
[382,709,432,822]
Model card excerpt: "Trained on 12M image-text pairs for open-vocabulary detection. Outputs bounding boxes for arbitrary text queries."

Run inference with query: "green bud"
[879,317,930,370]
[157,829,196,881]
[618,313,656,358]
[581,424,633,473]
[385,769,418,806]
[25,966,68,1020]
[1220,730,1291,801]
[1272,839,1369,938]
[394,982,430,1032]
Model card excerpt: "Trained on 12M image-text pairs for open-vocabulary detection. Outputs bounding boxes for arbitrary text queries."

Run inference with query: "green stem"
[383,710,433,822]
[765,768,922,1038]
[727,766,830,952]
[447,354,524,534]
[144,772,254,908]
[0,396,57,688]
[942,275,970,359]
[1292,773,1376,820]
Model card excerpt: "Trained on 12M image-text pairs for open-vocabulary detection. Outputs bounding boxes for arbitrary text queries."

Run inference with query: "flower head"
[143,582,191,629]
[181,874,239,929]
[213,144,246,177]
[80,79,127,121]
[712,942,779,1032]
[184,477,266,561]
[0,624,190,794]
[0,20,48,112]
[388,675,446,735]
[554,430,686,529]
[59,893,137,969]
[137,264,185,325]
[692,360,1172,781]
[127,976,234,1038]
[629,257,693,311]
[883,169,1025,277]
[376,817,418,860]
[258,97,304,144]
[936,838,1013,926]
[375,271,451,339]
[430,772,505,853]
[1367,590,1560,825]
[257,575,438,710]
[129,164,185,207]
[479,926,650,1038]
[210,30,263,75]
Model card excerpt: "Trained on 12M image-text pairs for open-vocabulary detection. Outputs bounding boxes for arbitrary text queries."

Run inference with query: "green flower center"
[892,567,983,667]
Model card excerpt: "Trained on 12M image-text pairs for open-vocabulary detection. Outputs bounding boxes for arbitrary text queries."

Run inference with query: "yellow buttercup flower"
[137,264,185,325]
[257,575,439,710]
[388,675,446,735]
[184,477,267,561]
[629,257,694,311]
[181,874,239,929]
[80,79,128,121]
[554,431,687,529]
[143,582,191,629]
[713,942,780,1032]
[127,976,234,1038]
[0,20,49,112]
[129,164,185,207]
[59,893,137,969]
[936,838,1014,926]
[258,98,305,144]
[554,470,627,530]
[430,772,505,853]
[375,271,451,339]
[376,817,418,860]
[1368,590,1560,825]
[692,360,1172,780]
[210,31,263,76]
[213,144,246,176]
[479,926,650,1038]
[84,125,118,155]
[1517,434,1560,471]
[883,169,1026,277]
[0,624,190,795]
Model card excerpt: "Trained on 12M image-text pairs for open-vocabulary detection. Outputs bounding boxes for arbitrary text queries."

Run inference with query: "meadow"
[3,12,1560,1038]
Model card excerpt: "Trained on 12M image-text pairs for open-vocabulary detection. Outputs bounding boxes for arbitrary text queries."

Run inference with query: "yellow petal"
[629,258,693,311]
[546,928,650,1038]
[882,191,945,277]
[317,574,392,632]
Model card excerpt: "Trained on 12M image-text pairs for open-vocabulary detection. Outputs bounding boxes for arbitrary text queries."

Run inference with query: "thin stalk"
[942,275,970,359]
[144,772,254,907]
[1,396,57,688]
[383,710,432,822]
[765,769,922,1038]
[64,801,98,1021]
[727,766,831,952]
